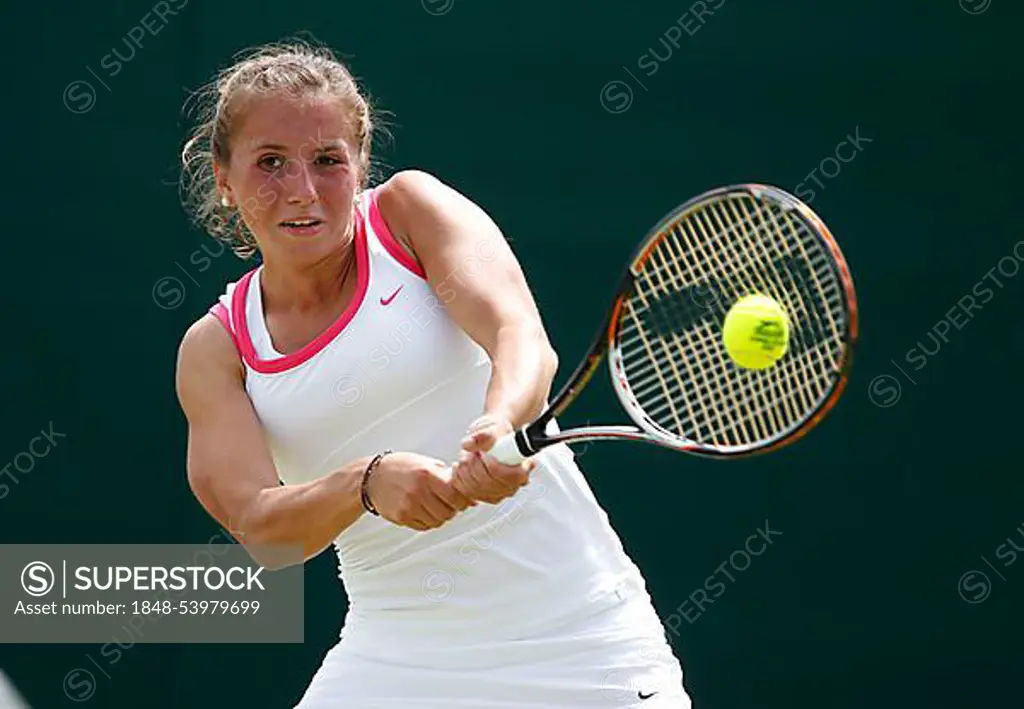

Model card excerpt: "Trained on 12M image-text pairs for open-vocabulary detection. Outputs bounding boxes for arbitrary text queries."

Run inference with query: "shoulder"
[375,169,476,232]
[176,313,244,402]
[373,169,487,254]
[371,170,453,264]
[178,312,238,359]
[374,169,449,213]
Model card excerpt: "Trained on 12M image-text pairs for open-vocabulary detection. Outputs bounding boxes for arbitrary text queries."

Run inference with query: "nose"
[283,158,318,205]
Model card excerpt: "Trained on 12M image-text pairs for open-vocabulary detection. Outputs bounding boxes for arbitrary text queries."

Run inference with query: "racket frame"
[506,183,858,461]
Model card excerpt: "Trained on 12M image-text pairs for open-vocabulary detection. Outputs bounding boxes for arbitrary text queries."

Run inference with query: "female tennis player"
[175,40,690,708]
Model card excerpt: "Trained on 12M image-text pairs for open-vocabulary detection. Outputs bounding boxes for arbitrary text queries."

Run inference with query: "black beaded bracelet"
[360,450,392,516]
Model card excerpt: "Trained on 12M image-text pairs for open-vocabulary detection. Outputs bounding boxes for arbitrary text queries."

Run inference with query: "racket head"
[607,183,858,458]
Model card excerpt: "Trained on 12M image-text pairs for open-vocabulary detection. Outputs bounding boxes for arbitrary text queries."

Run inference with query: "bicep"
[176,315,282,540]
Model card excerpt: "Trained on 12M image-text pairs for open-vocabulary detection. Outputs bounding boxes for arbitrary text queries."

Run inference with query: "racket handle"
[489,431,527,465]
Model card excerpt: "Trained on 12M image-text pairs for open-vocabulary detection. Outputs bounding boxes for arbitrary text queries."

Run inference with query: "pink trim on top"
[208,302,241,353]
[369,186,427,279]
[231,215,371,374]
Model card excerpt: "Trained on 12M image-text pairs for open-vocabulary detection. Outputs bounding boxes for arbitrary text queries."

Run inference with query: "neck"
[259,236,357,313]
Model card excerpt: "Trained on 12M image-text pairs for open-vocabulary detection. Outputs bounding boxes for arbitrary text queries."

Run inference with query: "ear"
[213,161,234,207]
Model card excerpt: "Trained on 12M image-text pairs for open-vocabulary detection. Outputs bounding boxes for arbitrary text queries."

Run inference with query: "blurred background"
[1,0,1022,707]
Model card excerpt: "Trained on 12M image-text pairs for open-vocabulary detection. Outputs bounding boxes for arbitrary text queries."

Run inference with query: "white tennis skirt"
[294,580,690,708]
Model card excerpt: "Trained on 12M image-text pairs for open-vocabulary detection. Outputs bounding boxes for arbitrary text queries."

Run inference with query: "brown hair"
[180,38,387,258]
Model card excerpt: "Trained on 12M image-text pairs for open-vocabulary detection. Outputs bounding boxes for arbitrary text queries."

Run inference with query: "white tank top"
[210,187,643,653]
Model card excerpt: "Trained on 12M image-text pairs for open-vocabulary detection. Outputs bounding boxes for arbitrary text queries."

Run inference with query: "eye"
[315,154,345,167]
[257,155,285,171]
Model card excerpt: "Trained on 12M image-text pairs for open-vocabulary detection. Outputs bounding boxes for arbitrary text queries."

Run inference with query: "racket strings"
[616,191,850,449]
[636,342,832,439]
[711,199,832,429]
[635,227,838,443]
[623,288,726,439]
[622,319,835,444]
[634,234,767,443]
[623,206,807,441]
[685,205,792,441]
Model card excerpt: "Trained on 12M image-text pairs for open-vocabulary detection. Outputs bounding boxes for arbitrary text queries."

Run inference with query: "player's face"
[217,92,361,258]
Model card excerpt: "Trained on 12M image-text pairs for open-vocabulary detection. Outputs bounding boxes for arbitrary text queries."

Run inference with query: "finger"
[399,488,449,528]
[479,456,532,495]
[471,465,520,504]
[458,457,490,493]
[432,478,476,511]
[476,453,522,491]
[398,516,430,532]
[452,458,496,503]
[448,466,474,500]
[449,453,471,486]
[461,427,498,453]
[423,478,461,515]
[456,449,491,480]
[420,492,458,525]
[407,513,441,531]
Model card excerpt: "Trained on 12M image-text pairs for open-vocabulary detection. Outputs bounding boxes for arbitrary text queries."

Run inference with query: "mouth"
[278,218,325,235]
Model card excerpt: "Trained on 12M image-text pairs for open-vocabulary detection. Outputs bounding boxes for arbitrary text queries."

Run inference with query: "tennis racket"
[488,183,858,465]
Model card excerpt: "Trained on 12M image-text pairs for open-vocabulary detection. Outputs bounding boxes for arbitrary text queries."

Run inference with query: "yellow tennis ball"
[722,294,790,370]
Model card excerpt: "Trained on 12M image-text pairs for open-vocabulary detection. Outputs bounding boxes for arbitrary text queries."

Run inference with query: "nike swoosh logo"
[380,286,403,306]
[638,690,659,700]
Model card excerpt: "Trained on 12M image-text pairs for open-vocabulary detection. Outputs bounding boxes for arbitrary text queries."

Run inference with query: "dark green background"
[2,0,1022,707]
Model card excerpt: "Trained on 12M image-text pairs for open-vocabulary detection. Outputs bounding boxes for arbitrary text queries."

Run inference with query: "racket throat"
[511,427,538,458]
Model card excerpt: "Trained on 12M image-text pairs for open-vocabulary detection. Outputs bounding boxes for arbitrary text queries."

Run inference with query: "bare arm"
[175,314,371,568]
[377,170,559,429]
